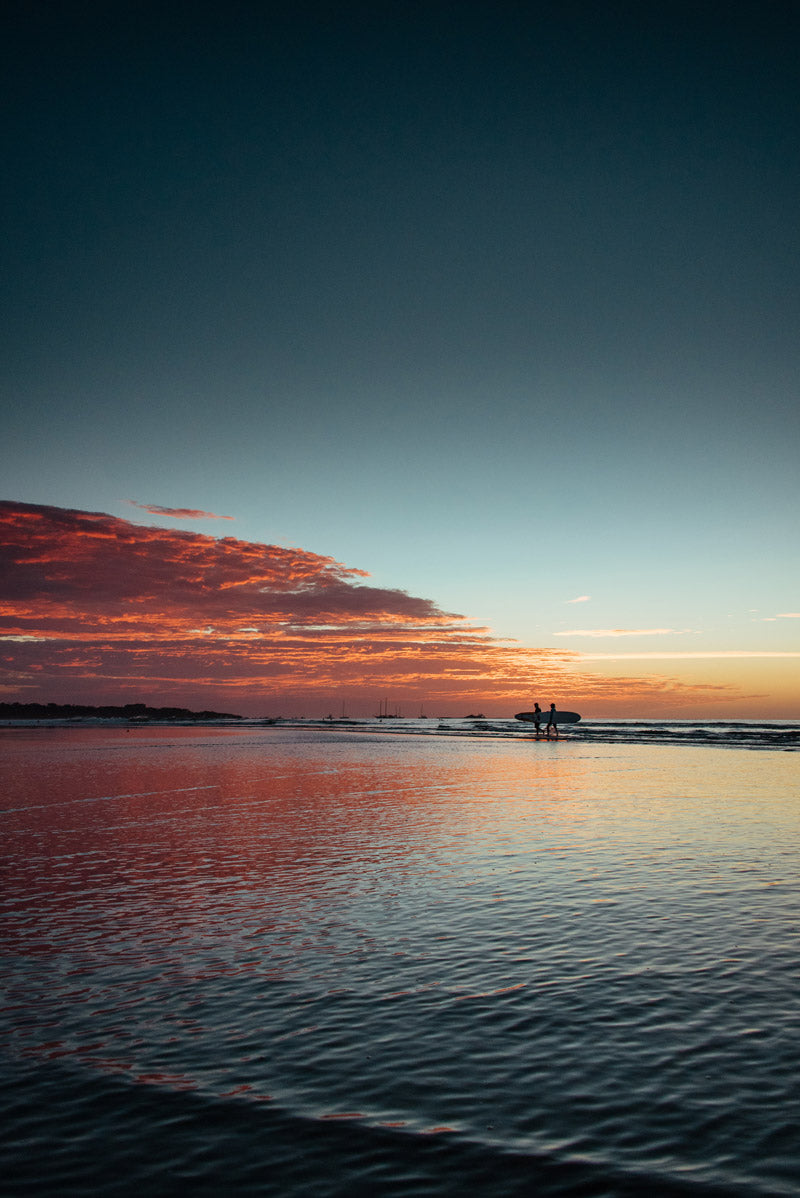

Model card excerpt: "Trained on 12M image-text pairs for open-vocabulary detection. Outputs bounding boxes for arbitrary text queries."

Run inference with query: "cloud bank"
[0,502,747,715]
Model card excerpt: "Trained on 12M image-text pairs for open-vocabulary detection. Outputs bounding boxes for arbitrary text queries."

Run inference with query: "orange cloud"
[0,501,755,716]
[126,501,234,520]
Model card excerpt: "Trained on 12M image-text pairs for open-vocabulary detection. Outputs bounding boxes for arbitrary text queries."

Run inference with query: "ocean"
[1,721,798,1196]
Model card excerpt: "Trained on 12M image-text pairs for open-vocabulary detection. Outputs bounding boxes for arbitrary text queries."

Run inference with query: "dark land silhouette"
[0,702,242,721]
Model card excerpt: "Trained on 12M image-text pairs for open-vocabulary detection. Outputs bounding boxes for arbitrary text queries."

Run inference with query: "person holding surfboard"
[515,709,580,727]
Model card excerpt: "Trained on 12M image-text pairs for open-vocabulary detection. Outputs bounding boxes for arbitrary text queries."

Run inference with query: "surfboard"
[515,711,581,724]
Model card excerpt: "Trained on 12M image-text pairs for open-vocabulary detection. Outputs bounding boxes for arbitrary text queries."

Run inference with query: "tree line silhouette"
[0,702,241,721]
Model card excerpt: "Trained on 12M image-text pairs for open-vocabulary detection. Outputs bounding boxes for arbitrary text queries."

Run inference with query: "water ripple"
[1,727,798,1196]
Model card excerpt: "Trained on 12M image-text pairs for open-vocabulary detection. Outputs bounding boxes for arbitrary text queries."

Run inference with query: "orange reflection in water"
[0,728,563,954]
[2,725,796,970]
[2,722,798,1135]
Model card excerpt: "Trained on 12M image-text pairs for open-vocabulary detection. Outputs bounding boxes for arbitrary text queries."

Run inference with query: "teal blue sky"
[2,1,798,711]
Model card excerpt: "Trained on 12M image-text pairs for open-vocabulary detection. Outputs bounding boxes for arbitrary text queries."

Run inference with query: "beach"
[1,723,798,1196]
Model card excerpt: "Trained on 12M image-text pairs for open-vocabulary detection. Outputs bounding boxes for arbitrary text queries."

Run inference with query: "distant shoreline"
[0,701,243,723]
[1,713,796,750]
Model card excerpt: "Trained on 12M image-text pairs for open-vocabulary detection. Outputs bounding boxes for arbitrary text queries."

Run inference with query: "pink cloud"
[126,501,234,520]
[0,502,750,716]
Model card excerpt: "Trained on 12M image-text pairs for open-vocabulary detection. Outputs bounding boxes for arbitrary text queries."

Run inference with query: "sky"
[1,1,798,718]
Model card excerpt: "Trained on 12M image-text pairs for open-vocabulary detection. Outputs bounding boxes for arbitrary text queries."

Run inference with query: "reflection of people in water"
[533,702,542,735]
[546,703,558,738]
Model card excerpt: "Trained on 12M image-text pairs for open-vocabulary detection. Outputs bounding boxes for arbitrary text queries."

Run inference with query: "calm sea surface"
[1,723,798,1196]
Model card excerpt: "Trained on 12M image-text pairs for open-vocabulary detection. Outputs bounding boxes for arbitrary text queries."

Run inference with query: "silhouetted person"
[533,702,542,735]
[546,703,558,738]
